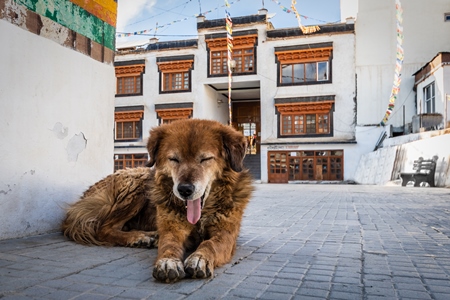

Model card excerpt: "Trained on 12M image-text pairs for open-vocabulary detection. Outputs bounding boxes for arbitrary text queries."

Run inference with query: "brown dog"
[62,119,254,282]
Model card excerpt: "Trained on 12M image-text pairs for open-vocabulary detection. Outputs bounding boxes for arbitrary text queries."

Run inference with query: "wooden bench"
[400,156,438,187]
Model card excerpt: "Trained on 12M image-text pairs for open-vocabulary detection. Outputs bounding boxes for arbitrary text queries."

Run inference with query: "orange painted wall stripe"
[69,0,117,27]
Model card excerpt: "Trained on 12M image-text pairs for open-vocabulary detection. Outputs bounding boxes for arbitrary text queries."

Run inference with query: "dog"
[62,119,254,282]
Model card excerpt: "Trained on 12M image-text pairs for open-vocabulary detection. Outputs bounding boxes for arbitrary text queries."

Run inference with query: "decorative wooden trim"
[275,47,332,64]
[156,108,193,119]
[157,60,194,73]
[206,35,257,50]
[115,111,143,121]
[275,101,334,113]
[115,64,145,77]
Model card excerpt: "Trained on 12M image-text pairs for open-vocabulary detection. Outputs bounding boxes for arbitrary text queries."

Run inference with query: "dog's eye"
[201,157,214,163]
[169,157,179,163]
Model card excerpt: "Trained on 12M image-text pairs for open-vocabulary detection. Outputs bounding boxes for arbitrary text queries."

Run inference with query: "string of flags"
[225,0,233,125]
[290,0,320,34]
[116,0,241,38]
[117,0,330,38]
[380,0,404,126]
[271,0,328,25]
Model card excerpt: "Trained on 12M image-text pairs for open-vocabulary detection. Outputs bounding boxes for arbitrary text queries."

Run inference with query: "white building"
[114,0,450,185]
[115,10,357,183]
[0,0,116,239]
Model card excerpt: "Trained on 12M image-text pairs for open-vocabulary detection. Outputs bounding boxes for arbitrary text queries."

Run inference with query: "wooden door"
[268,152,288,183]
[232,102,260,155]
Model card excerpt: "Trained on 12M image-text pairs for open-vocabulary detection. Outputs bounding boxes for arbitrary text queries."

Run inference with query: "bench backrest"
[413,159,437,174]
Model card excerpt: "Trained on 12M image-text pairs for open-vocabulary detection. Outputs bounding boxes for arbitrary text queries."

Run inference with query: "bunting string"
[380,0,404,126]
[225,1,233,125]
[118,0,331,38]
[290,0,320,34]
[270,0,329,24]
[116,0,241,38]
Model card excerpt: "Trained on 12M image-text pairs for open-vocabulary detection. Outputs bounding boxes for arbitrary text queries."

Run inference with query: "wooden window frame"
[275,47,332,86]
[157,60,193,93]
[114,153,148,172]
[115,64,145,96]
[281,112,330,135]
[206,35,257,77]
[276,101,334,137]
[114,110,143,141]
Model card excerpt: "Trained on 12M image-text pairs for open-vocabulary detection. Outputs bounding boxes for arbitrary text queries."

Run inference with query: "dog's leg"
[98,222,158,248]
[97,199,158,248]
[184,220,241,279]
[152,222,192,283]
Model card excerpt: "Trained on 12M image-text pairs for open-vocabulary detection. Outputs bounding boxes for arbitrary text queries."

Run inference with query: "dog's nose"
[177,183,195,198]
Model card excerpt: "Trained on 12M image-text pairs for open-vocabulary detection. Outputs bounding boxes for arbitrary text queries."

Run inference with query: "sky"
[116,0,341,48]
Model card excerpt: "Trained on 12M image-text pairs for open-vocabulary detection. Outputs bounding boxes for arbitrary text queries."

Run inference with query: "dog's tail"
[62,179,116,246]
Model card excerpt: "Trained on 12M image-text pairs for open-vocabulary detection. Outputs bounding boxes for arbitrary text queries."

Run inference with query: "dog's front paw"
[153,258,185,283]
[184,253,214,279]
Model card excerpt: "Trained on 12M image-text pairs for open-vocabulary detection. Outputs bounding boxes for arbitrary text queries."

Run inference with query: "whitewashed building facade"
[114,10,358,183]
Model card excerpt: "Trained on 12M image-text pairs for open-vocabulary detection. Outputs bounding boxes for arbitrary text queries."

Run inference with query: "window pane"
[244,55,253,71]
[318,114,329,133]
[115,122,121,139]
[124,77,135,93]
[184,72,189,90]
[294,115,304,133]
[306,114,316,133]
[135,121,141,137]
[293,64,305,83]
[281,64,292,84]
[317,62,328,81]
[172,73,182,90]
[235,56,243,72]
[122,121,134,138]
[135,78,141,93]
[282,115,292,134]
[117,78,123,94]
[164,73,170,91]
[424,83,435,113]
[305,63,317,81]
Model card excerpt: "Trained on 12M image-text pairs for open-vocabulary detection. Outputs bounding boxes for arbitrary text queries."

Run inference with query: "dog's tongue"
[187,198,201,225]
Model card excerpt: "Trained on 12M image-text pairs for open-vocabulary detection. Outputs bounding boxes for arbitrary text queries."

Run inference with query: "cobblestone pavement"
[1,184,450,300]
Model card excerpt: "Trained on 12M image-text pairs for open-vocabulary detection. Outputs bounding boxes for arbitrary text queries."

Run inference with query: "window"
[117,76,141,94]
[115,110,143,141]
[115,64,145,96]
[275,99,334,137]
[157,59,193,93]
[114,154,148,171]
[424,82,435,113]
[281,113,330,135]
[211,50,228,74]
[206,34,257,76]
[275,45,332,86]
[163,72,189,91]
[281,61,328,83]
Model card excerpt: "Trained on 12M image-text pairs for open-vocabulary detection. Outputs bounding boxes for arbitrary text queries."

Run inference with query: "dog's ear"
[146,126,165,167]
[221,125,248,172]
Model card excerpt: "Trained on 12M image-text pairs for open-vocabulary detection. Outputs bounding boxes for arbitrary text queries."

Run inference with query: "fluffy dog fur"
[62,119,254,282]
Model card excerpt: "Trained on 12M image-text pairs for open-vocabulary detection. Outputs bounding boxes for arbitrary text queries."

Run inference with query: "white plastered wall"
[0,20,114,240]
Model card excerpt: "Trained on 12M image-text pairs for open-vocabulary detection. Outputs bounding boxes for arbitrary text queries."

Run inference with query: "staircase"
[243,154,261,180]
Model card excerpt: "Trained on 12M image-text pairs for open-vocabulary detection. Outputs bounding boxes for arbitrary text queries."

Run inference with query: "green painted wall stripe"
[14,0,115,50]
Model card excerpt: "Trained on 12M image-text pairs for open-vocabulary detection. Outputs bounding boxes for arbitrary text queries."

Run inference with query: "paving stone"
[0,184,449,299]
